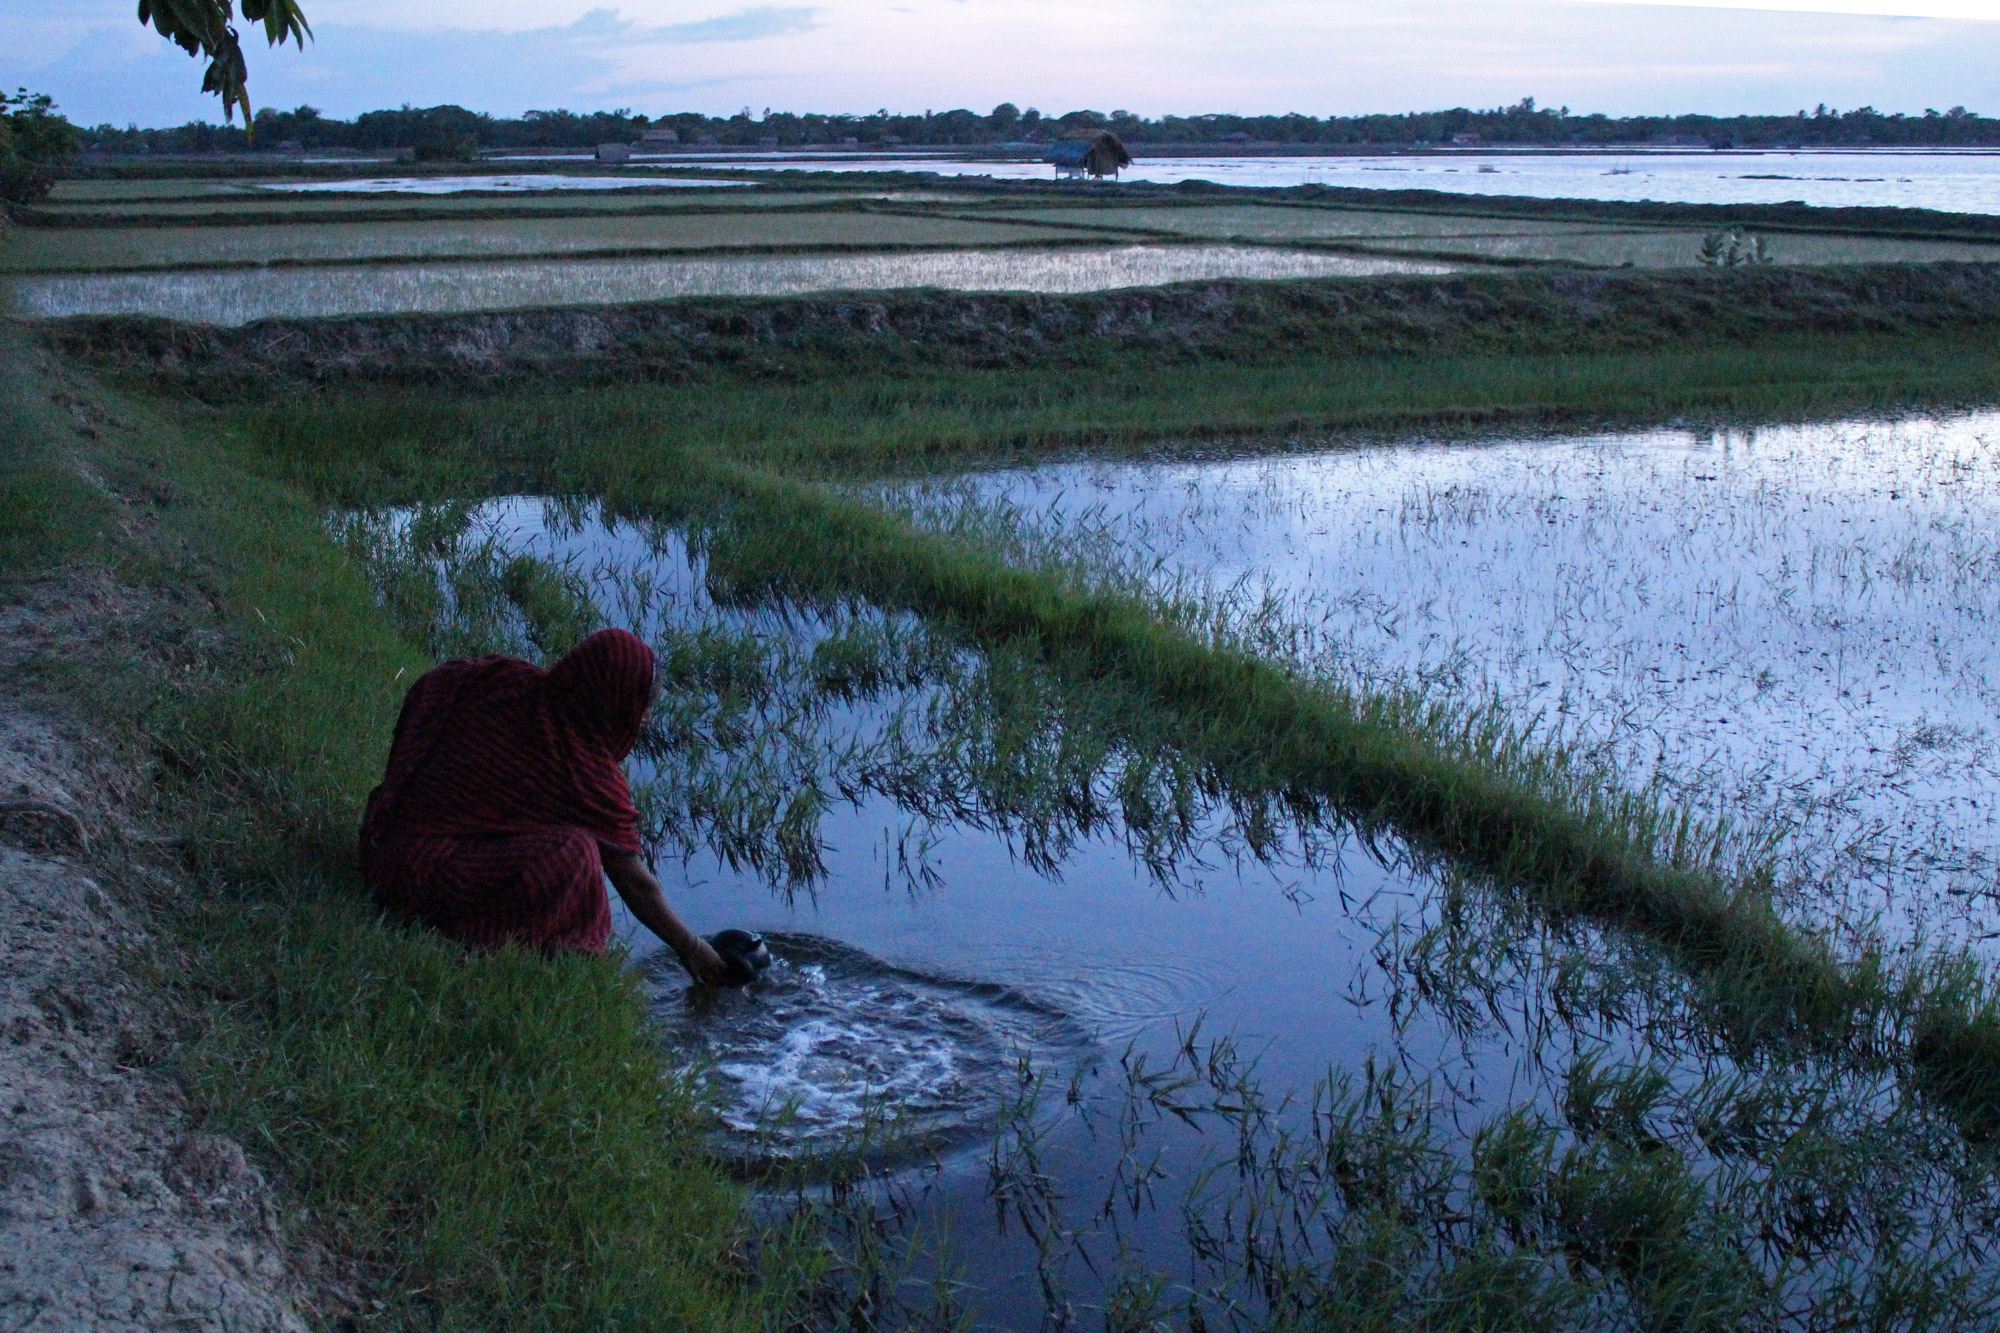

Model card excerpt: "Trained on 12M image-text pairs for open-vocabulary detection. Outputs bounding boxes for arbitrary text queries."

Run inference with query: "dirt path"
[0,581,313,1332]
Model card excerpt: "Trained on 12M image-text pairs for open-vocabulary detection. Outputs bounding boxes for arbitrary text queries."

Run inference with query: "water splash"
[644,934,1091,1164]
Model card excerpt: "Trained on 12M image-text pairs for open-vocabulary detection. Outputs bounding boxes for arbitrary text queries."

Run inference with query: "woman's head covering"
[544,628,656,760]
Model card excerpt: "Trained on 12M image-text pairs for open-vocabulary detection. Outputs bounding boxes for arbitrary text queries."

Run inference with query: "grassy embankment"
[85,260,2000,477]
[19,258,2000,1326]
[0,208,1113,276]
[0,330,815,1330]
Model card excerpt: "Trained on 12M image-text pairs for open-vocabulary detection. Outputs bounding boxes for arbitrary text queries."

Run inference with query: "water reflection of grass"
[245,365,2000,1109]
[879,420,2000,960]
[331,496,2000,1328]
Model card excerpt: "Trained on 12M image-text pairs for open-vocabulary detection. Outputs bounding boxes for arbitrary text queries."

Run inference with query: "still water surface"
[691,148,2000,214]
[255,149,2000,213]
[359,477,1995,1326]
[884,413,2000,959]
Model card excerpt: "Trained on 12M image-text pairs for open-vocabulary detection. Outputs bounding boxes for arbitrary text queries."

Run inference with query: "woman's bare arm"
[601,849,729,985]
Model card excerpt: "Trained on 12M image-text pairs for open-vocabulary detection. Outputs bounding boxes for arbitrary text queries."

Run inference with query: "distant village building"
[1048,131,1132,180]
[1450,133,1481,146]
[596,142,632,163]
[640,126,679,146]
[758,135,779,147]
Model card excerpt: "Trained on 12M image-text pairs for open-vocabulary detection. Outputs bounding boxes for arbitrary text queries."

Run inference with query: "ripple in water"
[645,934,1090,1164]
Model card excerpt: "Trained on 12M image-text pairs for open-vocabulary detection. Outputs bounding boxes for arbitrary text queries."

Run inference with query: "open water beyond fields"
[337,454,2000,1326]
[492,148,2000,214]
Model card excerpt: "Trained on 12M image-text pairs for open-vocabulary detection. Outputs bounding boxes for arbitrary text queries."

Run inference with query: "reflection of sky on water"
[890,413,2000,957]
[675,149,2000,215]
[361,492,1998,1327]
[462,498,1536,1110]
[4,245,1452,326]
[210,149,2000,214]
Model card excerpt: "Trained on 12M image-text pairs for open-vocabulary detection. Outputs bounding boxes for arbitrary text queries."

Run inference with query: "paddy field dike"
[11,159,2000,1330]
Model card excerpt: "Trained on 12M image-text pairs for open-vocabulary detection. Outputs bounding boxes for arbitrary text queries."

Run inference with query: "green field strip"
[0,210,1108,274]
[9,191,908,229]
[0,235,1167,278]
[952,184,2000,246]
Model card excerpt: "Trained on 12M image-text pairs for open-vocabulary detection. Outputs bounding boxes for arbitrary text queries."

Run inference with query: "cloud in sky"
[1574,0,2000,15]
[645,6,820,42]
[6,0,2000,127]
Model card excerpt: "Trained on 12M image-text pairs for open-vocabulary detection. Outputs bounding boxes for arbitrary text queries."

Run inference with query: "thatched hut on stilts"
[1047,130,1133,180]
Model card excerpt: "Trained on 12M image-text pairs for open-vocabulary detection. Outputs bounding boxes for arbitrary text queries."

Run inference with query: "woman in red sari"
[360,627,727,984]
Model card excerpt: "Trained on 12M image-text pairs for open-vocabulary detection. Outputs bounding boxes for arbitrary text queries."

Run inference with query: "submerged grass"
[341,494,2000,1328]
[681,463,1876,1024]
[212,365,2000,1132]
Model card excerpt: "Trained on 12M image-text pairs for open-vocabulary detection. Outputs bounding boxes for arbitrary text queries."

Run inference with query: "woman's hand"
[601,848,730,985]
[684,935,731,987]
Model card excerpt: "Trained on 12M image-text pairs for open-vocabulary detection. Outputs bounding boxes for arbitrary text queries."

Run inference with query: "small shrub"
[1698,227,1774,268]
[411,133,481,163]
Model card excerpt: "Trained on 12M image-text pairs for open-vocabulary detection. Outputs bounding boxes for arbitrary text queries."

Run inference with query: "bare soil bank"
[39,262,2000,397]
[0,577,319,1333]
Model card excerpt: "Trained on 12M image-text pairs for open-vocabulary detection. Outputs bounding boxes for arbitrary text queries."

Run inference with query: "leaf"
[136,0,311,126]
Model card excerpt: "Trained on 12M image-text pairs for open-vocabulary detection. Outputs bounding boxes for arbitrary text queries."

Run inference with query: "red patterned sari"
[360,628,654,954]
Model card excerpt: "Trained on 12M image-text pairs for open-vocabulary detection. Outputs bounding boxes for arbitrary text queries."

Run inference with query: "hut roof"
[1083,131,1132,176]
[1046,131,1133,177]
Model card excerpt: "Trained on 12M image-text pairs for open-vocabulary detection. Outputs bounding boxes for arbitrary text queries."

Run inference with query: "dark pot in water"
[707,929,772,985]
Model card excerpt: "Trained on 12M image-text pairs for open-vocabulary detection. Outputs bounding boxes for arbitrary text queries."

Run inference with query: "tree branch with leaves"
[136,0,312,127]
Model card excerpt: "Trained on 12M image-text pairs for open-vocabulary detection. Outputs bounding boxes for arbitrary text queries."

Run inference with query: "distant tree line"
[77,97,2000,155]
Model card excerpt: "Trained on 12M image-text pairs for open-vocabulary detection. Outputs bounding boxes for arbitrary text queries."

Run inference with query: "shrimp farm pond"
[26,159,2000,1330]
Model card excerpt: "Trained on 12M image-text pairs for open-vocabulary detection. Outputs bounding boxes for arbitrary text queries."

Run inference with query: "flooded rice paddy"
[333,479,2000,1328]
[882,413,2000,962]
[3,245,1454,325]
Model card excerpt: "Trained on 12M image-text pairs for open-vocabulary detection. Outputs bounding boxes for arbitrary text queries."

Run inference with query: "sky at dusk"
[7,0,2000,129]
